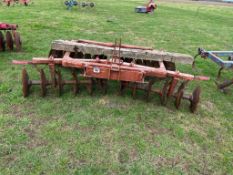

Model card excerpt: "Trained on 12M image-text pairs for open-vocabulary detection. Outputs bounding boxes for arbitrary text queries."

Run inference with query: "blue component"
[135,6,147,13]
[64,0,78,10]
[200,49,233,69]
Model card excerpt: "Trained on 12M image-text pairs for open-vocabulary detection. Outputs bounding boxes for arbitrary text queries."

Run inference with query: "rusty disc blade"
[14,32,22,51]
[56,71,63,96]
[6,31,13,51]
[87,78,93,95]
[22,68,30,97]
[40,69,47,97]
[132,83,137,98]
[100,79,107,94]
[72,71,79,95]
[175,89,184,109]
[190,86,201,113]
[145,79,155,101]
[0,31,5,51]
[174,82,186,109]
[119,81,126,95]
[160,79,170,105]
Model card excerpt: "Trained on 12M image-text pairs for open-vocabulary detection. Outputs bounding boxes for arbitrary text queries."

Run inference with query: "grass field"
[0,0,233,174]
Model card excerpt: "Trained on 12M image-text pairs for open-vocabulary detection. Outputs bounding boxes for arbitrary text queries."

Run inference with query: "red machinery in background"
[2,0,30,6]
[135,0,157,13]
[0,23,22,52]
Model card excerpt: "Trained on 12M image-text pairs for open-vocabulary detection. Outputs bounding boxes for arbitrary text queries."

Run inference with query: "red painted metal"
[2,0,30,6]
[0,23,22,51]
[0,23,18,30]
[146,0,157,12]
[12,39,209,112]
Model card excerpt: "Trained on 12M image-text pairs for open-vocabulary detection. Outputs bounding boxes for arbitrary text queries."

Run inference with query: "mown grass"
[0,0,233,174]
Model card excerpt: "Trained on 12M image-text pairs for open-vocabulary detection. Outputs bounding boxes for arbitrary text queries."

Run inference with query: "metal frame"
[12,40,209,113]
[195,48,233,91]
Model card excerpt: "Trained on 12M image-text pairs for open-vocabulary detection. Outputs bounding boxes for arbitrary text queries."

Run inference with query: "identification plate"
[93,67,100,73]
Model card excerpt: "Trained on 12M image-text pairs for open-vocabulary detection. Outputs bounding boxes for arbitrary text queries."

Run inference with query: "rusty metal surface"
[0,23,22,52]
[22,68,30,97]
[14,31,22,51]
[6,31,13,50]
[190,86,201,113]
[0,31,5,51]
[40,69,47,97]
[12,40,209,113]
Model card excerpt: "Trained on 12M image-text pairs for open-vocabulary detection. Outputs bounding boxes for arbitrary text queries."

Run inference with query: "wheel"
[73,0,78,6]
[0,31,5,51]
[90,2,94,7]
[64,1,69,5]
[190,86,201,113]
[81,2,86,7]
[14,31,22,51]
[6,31,13,51]
[40,69,47,97]
[22,68,30,97]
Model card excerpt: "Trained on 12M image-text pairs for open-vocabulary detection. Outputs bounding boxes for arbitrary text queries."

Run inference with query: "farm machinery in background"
[64,0,95,10]
[12,39,209,113]
[135,0,157,13]
[194,48,233,92]
[0,23,22,52]
[2,0,30,6]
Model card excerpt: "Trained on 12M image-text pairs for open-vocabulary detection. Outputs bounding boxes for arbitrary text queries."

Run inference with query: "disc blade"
[40,69,47,97]
[0,31,5,51]
[119,81,126,95]
[72,71,79,95]
[175,90,183,109]
[87,78,93,95]
[6,31,13,51]
[22,68,30,97]
[100,79,107,94]
[190,86,201,113]
[14,31,22,51]
[160,79,170,105]
[174,82,186,109]
[56,71,63,96]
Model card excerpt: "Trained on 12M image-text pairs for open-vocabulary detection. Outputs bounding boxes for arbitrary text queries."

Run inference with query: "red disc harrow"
[2,0,30,6]
[12,39,209,113]
[0,23,22,52]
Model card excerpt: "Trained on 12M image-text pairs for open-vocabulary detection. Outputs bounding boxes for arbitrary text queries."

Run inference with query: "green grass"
[0,0,233,174]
